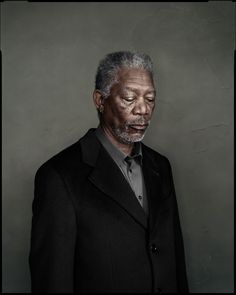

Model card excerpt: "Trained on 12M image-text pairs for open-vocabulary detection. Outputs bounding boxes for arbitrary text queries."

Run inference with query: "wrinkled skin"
[93,68,156,155]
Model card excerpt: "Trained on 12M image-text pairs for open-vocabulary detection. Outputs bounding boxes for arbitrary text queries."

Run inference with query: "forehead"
[116,68,155,91]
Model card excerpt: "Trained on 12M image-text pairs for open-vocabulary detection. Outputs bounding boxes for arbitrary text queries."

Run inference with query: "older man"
[29,51,189,293]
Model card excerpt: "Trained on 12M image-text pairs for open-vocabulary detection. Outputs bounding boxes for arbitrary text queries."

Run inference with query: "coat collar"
[79,129,162,231]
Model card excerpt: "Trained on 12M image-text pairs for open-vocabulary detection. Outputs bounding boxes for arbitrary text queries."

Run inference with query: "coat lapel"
[142,145,163,233]
[80,129,148,229]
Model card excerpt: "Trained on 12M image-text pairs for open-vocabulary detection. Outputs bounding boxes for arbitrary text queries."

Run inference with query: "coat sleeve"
[167,159,189,293]
[29,163,77,293]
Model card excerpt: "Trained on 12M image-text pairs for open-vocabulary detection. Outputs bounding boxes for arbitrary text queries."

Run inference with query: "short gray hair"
[95,51,154,98]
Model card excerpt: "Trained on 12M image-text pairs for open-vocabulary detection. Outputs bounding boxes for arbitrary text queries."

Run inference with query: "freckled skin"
[93,68,156,155]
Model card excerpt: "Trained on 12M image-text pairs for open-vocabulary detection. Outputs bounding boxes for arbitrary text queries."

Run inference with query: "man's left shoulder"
[142,143,170,166]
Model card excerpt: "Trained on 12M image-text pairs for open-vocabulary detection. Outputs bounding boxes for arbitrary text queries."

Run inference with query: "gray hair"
[95,51,154,98]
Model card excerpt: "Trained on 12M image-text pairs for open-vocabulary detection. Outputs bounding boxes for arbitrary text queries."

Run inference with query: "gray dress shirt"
[95,126,149,215]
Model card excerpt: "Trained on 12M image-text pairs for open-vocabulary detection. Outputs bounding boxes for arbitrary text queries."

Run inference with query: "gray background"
[2,1,234,293]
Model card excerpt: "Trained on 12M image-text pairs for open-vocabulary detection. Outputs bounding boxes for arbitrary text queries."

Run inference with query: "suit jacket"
[29,128,189,293]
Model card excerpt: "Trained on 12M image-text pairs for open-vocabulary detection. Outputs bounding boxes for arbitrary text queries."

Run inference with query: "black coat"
[29,128,189,293]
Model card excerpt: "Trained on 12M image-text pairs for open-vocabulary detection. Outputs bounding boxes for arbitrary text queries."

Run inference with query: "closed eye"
[123,96,136,102]
[145,97,155,102]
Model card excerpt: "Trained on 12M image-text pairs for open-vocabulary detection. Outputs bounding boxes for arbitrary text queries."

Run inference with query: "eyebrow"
[122,86,156,95]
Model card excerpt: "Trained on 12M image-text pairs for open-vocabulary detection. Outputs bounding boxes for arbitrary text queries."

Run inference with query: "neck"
[100,124,134,156]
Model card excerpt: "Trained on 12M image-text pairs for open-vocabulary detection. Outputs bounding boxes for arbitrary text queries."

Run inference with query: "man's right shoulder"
[35,128,97,178]
[35,140,81,177]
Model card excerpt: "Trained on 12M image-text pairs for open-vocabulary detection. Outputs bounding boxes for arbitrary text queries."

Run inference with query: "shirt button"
[150,244,158,253]
[138,195,142,200]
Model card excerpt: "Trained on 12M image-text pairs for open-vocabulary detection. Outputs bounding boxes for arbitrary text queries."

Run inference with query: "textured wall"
[2,2,234,293]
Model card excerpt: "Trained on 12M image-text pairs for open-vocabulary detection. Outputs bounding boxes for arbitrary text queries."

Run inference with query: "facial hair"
[112,118,150,144]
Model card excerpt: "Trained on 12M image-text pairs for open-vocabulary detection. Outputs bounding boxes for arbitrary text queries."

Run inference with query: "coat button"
[150,244,158,253]
[156,287,162,293]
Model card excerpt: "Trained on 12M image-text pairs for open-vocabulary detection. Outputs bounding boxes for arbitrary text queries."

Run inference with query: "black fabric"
[29,128,189,293]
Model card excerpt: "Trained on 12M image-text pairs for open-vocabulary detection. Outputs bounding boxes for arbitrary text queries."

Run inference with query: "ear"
[93,90,104,111]
[93,90,106,114]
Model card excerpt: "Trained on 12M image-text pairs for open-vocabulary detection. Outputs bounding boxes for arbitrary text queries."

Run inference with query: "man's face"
[101,68,156,144]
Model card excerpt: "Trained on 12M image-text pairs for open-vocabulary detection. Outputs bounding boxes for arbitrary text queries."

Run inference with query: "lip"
[129,124,148,130]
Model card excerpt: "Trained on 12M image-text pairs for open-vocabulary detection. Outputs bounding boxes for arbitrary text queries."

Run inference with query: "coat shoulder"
[35,129,98,179]
[142,143,171,169]
[37,140,82,175]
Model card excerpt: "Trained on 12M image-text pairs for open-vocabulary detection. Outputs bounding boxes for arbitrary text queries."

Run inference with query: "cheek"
[148,104,155,115]
[110,103,131,121]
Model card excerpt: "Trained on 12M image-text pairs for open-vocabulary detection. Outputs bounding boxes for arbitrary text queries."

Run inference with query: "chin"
[115,131,146,144]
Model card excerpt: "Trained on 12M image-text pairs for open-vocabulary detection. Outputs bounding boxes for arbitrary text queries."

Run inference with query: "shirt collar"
[95,125,143,166]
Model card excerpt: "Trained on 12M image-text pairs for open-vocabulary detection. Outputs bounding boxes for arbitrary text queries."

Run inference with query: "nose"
[133,97,149,115]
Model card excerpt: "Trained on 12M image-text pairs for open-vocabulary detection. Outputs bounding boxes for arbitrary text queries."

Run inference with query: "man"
[29,51,189,293]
